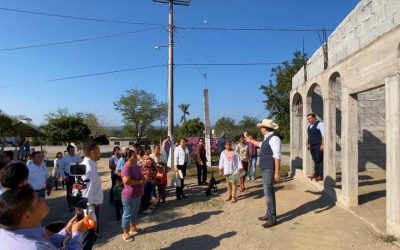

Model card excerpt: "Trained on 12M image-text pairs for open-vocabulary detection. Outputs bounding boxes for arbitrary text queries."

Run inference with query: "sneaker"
[142,208,154,214]
[149,205,156,210]
[245,177,250,181]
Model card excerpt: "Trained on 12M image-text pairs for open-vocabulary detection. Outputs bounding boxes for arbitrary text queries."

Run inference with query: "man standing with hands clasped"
[306,113,324,182]
[246,118,281,228]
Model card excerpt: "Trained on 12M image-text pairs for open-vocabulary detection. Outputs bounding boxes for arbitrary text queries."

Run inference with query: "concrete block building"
[290,0,400,237]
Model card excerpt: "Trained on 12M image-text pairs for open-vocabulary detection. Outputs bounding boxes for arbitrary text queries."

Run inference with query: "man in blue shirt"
[0,185,87,249]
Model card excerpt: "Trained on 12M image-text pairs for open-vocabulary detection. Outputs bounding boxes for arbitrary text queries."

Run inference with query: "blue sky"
[0,0,360,127]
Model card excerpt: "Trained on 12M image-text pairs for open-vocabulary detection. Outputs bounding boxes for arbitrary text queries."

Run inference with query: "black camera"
[69,162,88,208]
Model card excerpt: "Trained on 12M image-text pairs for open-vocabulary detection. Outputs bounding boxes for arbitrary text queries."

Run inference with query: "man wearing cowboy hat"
[245,118,281,228]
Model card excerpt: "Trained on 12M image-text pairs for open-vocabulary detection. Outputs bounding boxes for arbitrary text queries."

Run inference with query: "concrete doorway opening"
[355,86,386,233]
[306,83,324,176]
[291,93,303,170]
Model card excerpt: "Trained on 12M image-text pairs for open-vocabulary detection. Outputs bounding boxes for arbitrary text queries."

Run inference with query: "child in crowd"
[155,162,167,204]
[113,176,124,221]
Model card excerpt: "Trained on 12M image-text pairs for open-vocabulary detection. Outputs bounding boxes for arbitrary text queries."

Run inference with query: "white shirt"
[27,161,48,190]
[173,146,190,166]
[263,132,281,160]
[81,157,103,205]
[309,121,325,137]
[218,150,243,175]
[59,154,81,177]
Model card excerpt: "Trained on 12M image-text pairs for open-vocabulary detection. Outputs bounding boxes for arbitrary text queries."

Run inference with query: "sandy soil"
[43,157,398,250]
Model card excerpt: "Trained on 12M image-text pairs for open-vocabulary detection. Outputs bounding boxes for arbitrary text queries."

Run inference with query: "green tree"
[42,114,91,145]
[238,115,260,139]
[113,88,166,141]
[0,112,13,150]
[178,103,190,124]
[178,118,204,138]
[214,117,236,139]
[260,51,306,142]
[81,113,105,138]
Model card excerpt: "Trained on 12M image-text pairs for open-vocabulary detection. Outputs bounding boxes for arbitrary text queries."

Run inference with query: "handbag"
[170,173,181,187]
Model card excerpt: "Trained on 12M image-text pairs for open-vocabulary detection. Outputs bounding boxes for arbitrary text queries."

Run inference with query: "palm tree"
[178,103,190,124]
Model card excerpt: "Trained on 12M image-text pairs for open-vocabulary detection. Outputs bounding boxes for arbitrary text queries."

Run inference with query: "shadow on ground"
[277,176,336,224]
[160,231,237,250]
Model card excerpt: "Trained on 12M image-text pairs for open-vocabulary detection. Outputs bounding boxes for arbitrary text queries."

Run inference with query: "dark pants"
[141,181,155,211]
[65,175,75,208]
[114,200,122,221]
[156,185,166,203]
[176,164,187,198]
[310,144,323,177]
[109,173,116,204]
[196,163,207,185]
[261,169,276,223]
[82,204,101,250]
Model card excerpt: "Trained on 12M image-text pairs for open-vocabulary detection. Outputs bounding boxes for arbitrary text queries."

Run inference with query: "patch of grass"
[381,235,397,244]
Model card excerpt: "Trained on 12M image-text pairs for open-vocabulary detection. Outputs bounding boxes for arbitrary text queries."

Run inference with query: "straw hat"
[256,119,279,129]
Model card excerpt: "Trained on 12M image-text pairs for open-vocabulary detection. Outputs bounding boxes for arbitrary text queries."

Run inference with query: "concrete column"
[340,87,358,208]
[289,100,296,177]
[303,102,313,178]
[323,97,336,187]
[385,74,400,237]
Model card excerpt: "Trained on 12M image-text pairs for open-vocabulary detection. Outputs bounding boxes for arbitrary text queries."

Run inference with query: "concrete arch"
[290,92,304,172]
[306,83,324,120]
[304,83,324,177]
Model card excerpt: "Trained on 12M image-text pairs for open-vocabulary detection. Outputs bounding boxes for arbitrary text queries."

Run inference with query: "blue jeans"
[261,168,276,222]
[121,197,141,230]
[248,156,257,179]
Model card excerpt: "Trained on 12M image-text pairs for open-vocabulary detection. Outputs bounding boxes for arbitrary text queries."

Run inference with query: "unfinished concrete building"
[290,0,400,237]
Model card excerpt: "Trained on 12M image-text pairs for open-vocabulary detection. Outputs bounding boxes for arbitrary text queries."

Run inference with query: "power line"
[0,26,163,52]
[0,64,166,89]
[0,7,332,32]
[176,26,334,32]
[176,62,283,66]
[0,7,163,26]
[0,61,284,89]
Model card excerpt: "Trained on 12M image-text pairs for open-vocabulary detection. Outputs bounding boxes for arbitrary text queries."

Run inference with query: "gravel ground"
[42,156,398,250]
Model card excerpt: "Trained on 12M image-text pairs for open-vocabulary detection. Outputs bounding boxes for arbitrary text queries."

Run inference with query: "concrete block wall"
[292,0,400,87]
[357,86,386,170]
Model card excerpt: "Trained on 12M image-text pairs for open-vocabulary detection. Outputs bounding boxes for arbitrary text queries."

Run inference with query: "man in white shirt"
[306,113,325,181]
[246,119,281,228]
[59,145,81,211]
[80,141,103,250]
[27,151,51,198]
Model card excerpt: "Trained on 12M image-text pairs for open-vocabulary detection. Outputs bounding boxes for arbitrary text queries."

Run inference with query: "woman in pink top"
[121,150,144,242]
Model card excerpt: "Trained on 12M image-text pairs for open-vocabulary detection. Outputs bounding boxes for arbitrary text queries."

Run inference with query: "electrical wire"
[176,26,334,32]
[0,62,285,89]
[0,26,163,52]
[0,7,163,26]
[0,64,166,89]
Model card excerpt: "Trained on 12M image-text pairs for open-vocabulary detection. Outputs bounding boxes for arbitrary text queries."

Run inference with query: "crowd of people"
[0,114,326,249]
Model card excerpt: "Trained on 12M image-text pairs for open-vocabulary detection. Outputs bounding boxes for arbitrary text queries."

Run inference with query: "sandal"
[129,228,143,236]
[122,234,134,242]
[231,198,237,203]
[225,196,232,201]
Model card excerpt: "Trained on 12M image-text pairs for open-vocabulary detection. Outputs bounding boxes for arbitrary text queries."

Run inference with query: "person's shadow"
[160,231,237,250]
[277,176,336,224]
[141,210,223,235]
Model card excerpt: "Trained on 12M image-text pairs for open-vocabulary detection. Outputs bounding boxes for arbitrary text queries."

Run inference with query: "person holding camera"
[80,141,103,250]
[0,185,87,249]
